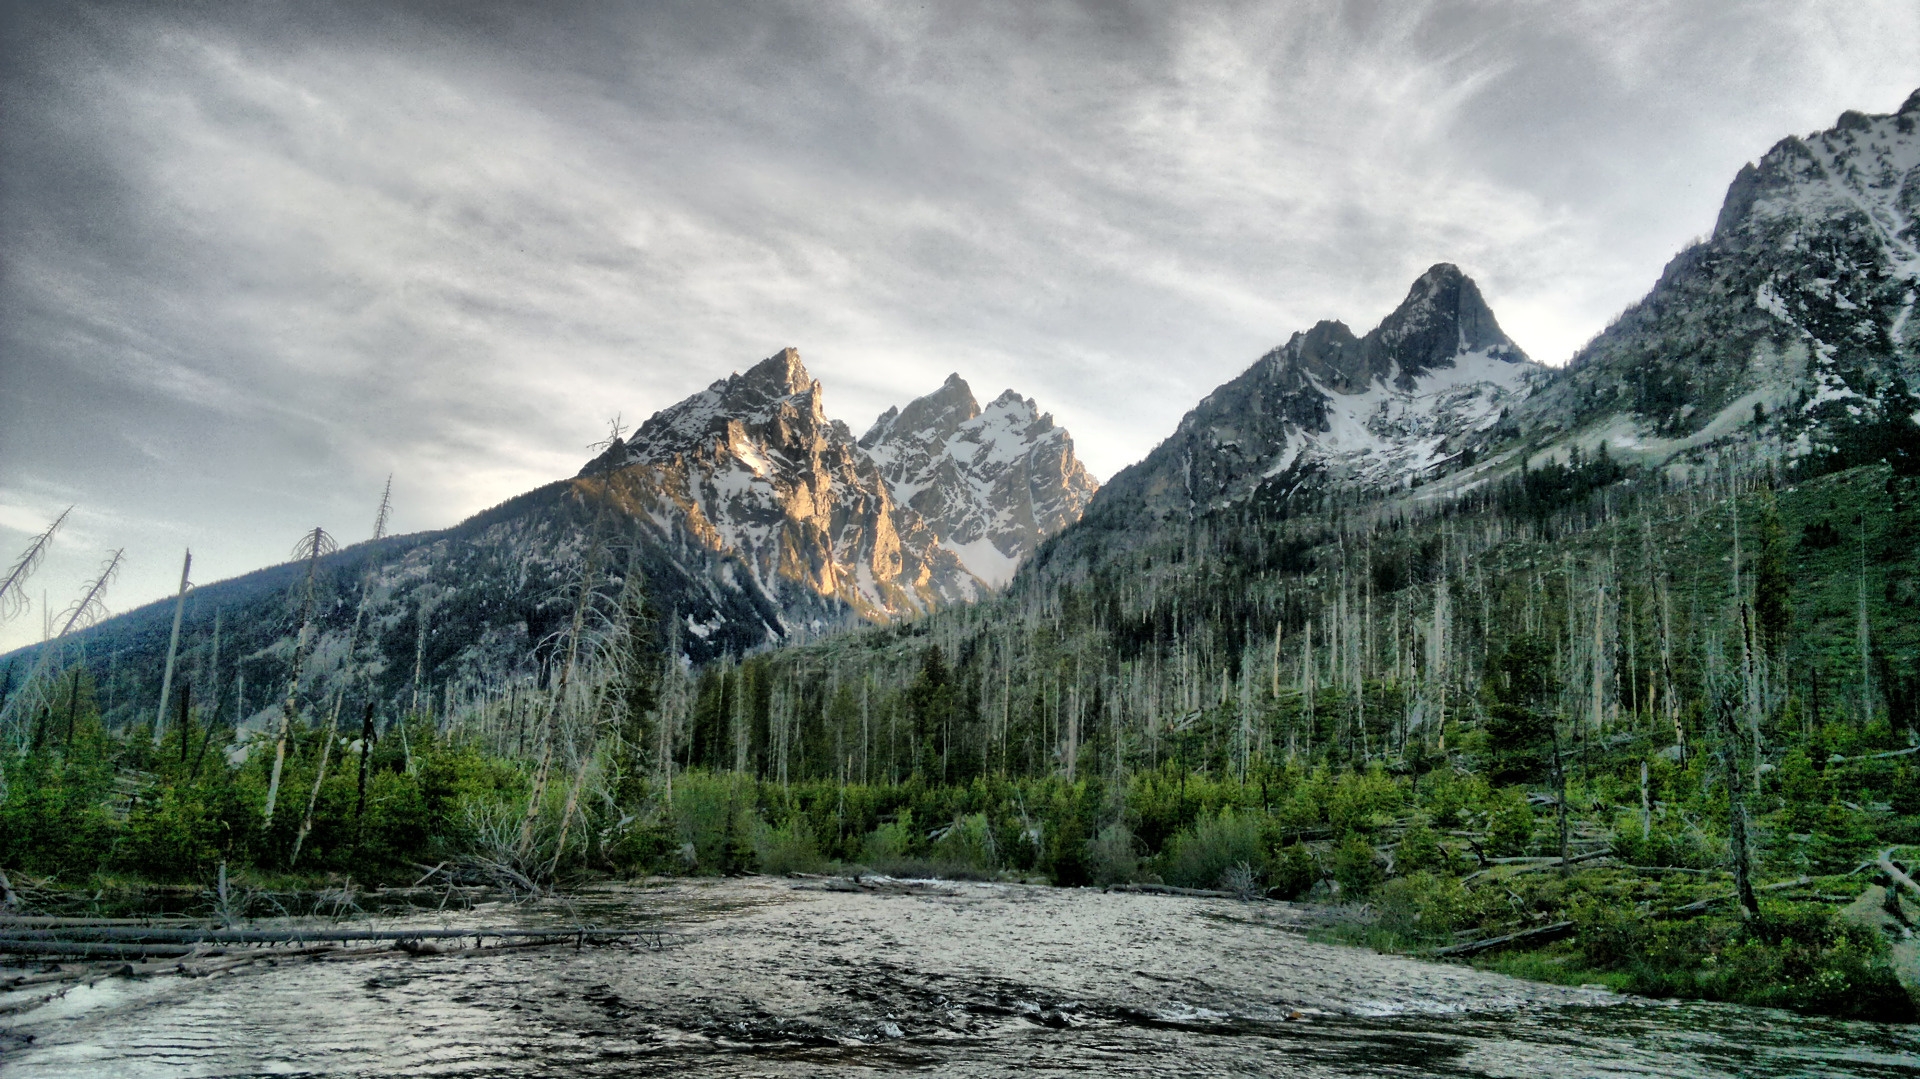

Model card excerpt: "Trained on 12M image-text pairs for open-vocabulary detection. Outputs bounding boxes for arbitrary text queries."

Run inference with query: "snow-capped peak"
[1094,265,1547,519]
[861,376,1097,587]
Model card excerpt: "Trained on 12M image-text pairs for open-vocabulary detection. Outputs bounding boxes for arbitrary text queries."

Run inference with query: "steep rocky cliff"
[1085,263,1545,527]
[860,374,1098,586]
[1506,90,1920,472]
[579,348,983,626]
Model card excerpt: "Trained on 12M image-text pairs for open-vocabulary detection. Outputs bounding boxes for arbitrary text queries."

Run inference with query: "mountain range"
[8,87,1919,732]
[0,351,1097,724]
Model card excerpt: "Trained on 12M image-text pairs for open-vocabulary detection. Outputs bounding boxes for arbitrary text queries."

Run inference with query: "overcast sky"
[2,0,1916,652]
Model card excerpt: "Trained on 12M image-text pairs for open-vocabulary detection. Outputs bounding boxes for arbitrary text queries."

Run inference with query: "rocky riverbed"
[3,876,1916,1077]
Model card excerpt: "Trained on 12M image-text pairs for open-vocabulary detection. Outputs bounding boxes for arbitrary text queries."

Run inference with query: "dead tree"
[264,527,337,825]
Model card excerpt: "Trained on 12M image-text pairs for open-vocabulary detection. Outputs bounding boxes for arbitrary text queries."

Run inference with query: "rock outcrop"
[860,374,1098,586]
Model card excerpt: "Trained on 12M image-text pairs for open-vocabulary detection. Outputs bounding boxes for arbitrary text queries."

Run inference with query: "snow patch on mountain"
[861,376,1098,587]
[1291,345,1543,488]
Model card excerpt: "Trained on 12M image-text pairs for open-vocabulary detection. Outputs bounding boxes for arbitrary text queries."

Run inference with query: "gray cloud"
[2,0,1917,649]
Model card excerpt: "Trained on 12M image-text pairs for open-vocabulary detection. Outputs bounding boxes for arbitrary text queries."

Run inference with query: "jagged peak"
[738,346,814,397]
[861,405,902,445]
[860,373,981,450]
[1902,87,1920,116]
[984,388,1038,419]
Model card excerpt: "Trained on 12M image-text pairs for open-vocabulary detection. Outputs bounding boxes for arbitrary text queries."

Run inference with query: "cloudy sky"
[1,0,1916,651]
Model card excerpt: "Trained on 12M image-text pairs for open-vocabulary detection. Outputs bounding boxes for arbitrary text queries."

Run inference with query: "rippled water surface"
[4,877,1916,1077]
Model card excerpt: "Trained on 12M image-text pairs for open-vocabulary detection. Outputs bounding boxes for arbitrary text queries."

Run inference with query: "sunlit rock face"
[860,374,1099,588]
[580,348,981,628]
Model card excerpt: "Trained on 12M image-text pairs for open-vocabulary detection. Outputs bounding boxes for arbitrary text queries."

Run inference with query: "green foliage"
[1324,766,1402,834]
[861,810,915,869]
[1267,843,1317,900]
[1374,871,1473,943]
[1329,835,1383,898]
[1485,788,1536,857]
[753,815,825,875]
[1571,898,1914,1022]
[664,774,756,875]
[1085,822,1143,886]
[930,813,997,873]
[1159,807,1267,890]
[1394,819,1453,876]
[1419,769,1488,829]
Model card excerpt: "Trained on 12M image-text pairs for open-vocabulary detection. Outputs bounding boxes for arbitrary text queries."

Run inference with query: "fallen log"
[1104,883,1244,900]
[1657,876,1812,917]
[1460,848,1613,885]
[0,939,201,958]
[0,916,215,928]
[0,925,655,945]
[1879,850,1920,901]
[1431,921,1575,957]
[1827,746,1919,764]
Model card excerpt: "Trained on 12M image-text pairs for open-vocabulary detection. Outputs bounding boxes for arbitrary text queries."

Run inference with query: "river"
[3,877,1916,1077]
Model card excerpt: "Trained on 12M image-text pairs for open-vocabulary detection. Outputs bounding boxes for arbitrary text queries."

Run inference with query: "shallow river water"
[3,877,1916,1077]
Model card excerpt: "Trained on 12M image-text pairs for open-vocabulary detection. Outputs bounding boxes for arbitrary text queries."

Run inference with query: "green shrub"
[861,810,915,870]
[604,817,678,877]
[1374,871,1471,942]
[1085,823,1143,885]
[930,813,997,873]
[1268,843,1317,899]
[1326,766,1402,834]
[1621,907,1914,1022]
[670,773,754,874]
[1330,835,1383,898]
[754,815,825,875]
[1160,808,1266,889]
[1420,769,1488,829]
[1394,819,1453,875]
[1610,813,1721,870]
[1486,788,1535,857]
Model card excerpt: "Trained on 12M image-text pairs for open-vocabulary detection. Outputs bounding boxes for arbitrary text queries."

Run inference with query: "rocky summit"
[577,348,982,629]
[1088,262,1546,526]
[1497,91,1920,478]
[860,374,1098,587]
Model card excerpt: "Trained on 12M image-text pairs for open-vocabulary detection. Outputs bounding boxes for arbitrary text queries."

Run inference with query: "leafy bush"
[1420,769,1488,829]
[1160,808,1266,889]
[1329,835,1383,898]
[1268,843,1317,899]
[1583,903,1916,1022]
[1393,819,1454,876]
[1326,766,1402,834]
[1485,788,1535,857]
[670,773,754,874]
[754,816,825,875]
[1610,813,1722,870]
[930,813,997,874]
[1374,871,1472,942]
[1085,822,1143,886]
[861,810,915,870]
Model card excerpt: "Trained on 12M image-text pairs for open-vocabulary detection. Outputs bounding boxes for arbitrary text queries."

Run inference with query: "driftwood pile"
[0,915,682,1019]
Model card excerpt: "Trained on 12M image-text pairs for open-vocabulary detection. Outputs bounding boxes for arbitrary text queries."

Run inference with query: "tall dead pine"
[264,527,336,825]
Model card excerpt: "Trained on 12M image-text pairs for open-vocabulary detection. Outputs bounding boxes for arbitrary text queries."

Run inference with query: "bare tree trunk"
[265,529,334,824]
[152,550,191,744]
[355,699,375,819]
[289,690,343,866]
[519,545,598,860]
[1713,678,1759,920]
